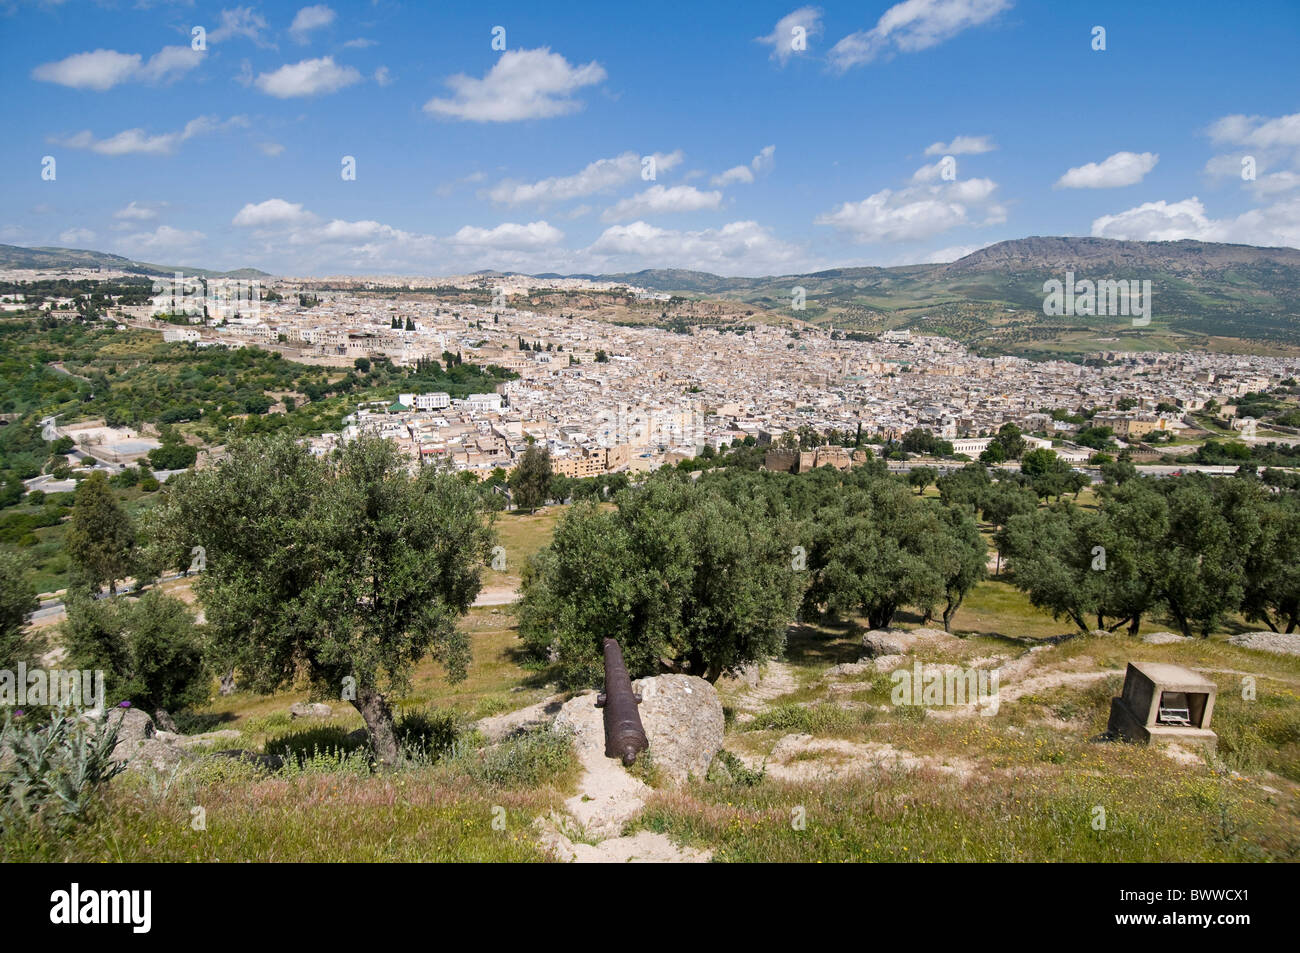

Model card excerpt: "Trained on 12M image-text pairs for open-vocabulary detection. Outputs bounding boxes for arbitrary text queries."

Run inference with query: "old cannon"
[594,637,649,766]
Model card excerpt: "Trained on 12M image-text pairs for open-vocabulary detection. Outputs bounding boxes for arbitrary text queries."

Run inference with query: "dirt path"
[494,691,709,863]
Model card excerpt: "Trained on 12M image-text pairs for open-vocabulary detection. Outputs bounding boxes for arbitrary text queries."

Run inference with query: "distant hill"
[579,237,1300,353]
[935,236,1300,276]
[0,244,271,279]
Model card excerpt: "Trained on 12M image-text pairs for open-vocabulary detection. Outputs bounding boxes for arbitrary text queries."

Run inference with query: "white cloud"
[138,46,205,83]
[1208,112,1300,150]
[255,57,362,98]
[487,151,682,205]
[53,116,240,156]
[918,243,987,263]
[59,228,95,246]
[1090,195,1300,248]
[114,201,157,221]
[1252,171,1300,196]
[588,220,803,274]
[816,177,1004,243]
[290,5,336,44]
[1056,151,1158,189]
[756,7,823,66]
[258,142,286,157]
[423,48,606,122]
[32,46,200,90]
[33,50,140,90]
[119,225,205,254]
[711,145,776,186]
[830,0,1012,71]
[924,134,995,156]
[374,66,392,86]
[449,221,565,250]
[209,7,271,46]
[602,185,723,222]
[232,198,315,228]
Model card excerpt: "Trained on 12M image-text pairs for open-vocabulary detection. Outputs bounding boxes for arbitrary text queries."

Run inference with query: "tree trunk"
[1127,615,1141,637]
[352,688,401,768]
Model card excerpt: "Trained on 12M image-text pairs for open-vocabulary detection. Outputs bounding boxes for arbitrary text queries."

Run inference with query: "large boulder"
[289,702,333,719]
[862,627,960,657]
[631,675,724,785]
[1143,631,1190,645]
[98,708,188,772]
[1228,631,1300,656]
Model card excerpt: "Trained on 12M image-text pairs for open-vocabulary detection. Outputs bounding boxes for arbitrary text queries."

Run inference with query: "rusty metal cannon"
[594,637,649,766]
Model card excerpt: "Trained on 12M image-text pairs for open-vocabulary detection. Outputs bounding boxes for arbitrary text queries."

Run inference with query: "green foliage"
[64,471,136,594]
[145,433,495,764]
[509,445,552,513]
[394,707,461,763]
[519,472,804,687]
[0,712,126,835]
[744,703,860,734]
[60,589,209,713]
[0,551,40,668]
[462,725,578,788]
[1000,473,1279,637]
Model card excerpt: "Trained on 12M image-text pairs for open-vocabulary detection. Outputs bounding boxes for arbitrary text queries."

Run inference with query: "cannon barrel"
[594,637,649,766]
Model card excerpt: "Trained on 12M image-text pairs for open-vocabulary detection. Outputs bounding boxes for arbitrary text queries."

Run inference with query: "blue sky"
[2,0,1298,276]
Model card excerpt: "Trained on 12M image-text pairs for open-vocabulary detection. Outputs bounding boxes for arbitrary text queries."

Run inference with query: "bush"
[463,726,577,788]
[264,726,372,777]
[394,707,461,763]
[0,712,126,836]
[744,703,859,734]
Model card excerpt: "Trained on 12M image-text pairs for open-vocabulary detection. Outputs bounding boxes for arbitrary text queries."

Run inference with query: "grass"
[14,487,1300,863]
[2,768,564,862]
[632,765,1297,862]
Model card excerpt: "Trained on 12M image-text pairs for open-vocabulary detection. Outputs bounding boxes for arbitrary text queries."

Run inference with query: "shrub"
[463,726,577,788]
[744,703,858,734]
[394,707,460,763]
[0,712,126,835]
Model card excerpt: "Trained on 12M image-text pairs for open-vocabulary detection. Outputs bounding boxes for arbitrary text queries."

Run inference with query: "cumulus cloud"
[209,7,272,46]
[53,116,243,156]
[1056,151,1158,189]
[924,134,995,156]
[448,221,564,250]
[487,151,682,205]
[255,57,362,98]
[830,0,1012,71]
[588,220,803,274]
[232,198,316,228]
[602,185,722,222]
[118,224,205,254]
[114,201,158,221]
[711,145,776,186]
[1208,112,1300,151]
[816,177,1004,243]
[1090,195,1300,248]
[423,48,606,122]
[290,5,336,44]
[756,7,823,65]
[32,46,202,90]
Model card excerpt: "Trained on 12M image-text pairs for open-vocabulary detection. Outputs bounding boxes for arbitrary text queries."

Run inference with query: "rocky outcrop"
[1228,631,1300,656]
[862,627,961,657]
[632,674,724,785]
[289,702,333,719]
